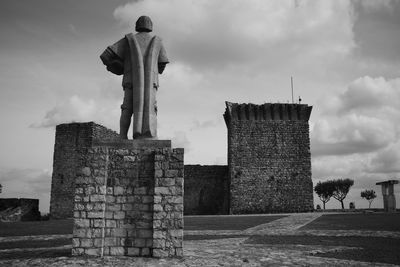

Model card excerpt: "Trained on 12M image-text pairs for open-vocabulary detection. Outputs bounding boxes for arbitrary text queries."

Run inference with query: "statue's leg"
[120,87,133,139]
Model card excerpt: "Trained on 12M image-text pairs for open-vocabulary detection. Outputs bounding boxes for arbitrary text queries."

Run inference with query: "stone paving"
[0,213,399,266]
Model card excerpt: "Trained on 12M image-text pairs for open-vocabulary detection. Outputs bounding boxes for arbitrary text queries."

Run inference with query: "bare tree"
[331,178,354,209]
[361,189,377,208]
[314,181,335,210]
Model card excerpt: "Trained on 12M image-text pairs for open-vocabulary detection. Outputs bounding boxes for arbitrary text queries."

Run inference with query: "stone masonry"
[52,101,315,220]
[224,102,314,214]
[50,122,172,219]
[184,165,229,215]
[50,122,183,257]
[72,146,183,257]
[50,122,121,219]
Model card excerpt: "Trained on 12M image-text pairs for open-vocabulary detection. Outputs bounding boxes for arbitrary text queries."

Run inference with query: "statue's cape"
[125,33,162,138]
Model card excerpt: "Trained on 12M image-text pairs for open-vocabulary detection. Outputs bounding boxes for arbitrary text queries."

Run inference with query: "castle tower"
[224,102,313,214]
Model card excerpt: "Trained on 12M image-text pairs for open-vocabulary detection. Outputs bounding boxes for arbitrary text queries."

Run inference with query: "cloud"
[368,141,400,173]
[337,76,400,114]
[113,0,355,72]
[311,75,400,208]
[171,131,191,151]
[160,62,205,96]
[352,0,400,65]
[30,95,97,128]
[312,76,400,156]
[31,94,121,131]
[312,114,396,156]
[353,0,394,12]
[190,119,217,131]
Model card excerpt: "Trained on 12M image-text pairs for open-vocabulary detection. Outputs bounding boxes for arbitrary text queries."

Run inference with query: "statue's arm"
[158,41,169,74]
[158,63,167,74]
[100,47,124,75]
[100,38,127,75]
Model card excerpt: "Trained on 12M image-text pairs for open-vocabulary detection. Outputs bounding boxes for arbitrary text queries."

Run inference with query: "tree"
[331,178,354,209]
[314,181,335,210]
[361,189,377,208]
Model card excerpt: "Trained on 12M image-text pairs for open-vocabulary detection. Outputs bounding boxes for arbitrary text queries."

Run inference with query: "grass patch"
[0,238,71,250]
[247,235,400,265]
[184,215,286,230]
[0,219,73,237]
[301,213,400,232]
[0,249,71,260]
[184,235,247,240]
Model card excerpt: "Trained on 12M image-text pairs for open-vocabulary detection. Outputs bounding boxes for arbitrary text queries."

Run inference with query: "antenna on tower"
[291,76,294,104]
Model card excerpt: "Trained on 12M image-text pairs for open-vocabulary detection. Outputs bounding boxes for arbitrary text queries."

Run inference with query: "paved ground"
[0,213,399,266]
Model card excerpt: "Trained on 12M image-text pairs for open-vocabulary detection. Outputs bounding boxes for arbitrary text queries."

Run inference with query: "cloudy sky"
[1,0,399,213]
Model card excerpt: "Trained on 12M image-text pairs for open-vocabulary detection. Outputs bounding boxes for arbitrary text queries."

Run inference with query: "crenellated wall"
[224,102,314,214]
[223,102,312,122]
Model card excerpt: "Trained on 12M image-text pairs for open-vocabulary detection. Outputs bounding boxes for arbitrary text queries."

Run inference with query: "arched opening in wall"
[59,174,64,184]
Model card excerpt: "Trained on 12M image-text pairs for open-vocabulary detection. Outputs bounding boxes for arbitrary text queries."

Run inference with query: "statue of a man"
[100,16,169,139]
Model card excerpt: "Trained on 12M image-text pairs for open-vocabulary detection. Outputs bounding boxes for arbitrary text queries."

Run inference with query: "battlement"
[224,102,312,125]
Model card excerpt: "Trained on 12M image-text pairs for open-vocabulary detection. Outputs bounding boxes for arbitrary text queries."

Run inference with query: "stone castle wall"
[184,165,229,215]
[72,146,183,257]
[224,102,314,214]
[50,122,120,219]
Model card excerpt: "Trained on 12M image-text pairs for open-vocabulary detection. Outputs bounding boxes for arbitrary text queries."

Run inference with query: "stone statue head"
[135,16,153,32]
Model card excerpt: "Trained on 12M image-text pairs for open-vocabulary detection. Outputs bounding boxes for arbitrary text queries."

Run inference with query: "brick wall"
[72,147,183,257]
[224,102,314,214]
[184,165,229,215]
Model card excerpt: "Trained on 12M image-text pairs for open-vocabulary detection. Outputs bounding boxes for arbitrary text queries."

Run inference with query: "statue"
[100,16,169,139]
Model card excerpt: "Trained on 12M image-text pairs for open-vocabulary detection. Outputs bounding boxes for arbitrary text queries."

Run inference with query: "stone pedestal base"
[72,145,183,257]
[49,122,183,257]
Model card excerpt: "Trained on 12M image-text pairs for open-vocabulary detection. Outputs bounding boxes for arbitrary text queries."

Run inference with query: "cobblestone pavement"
[0,213,399,266]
